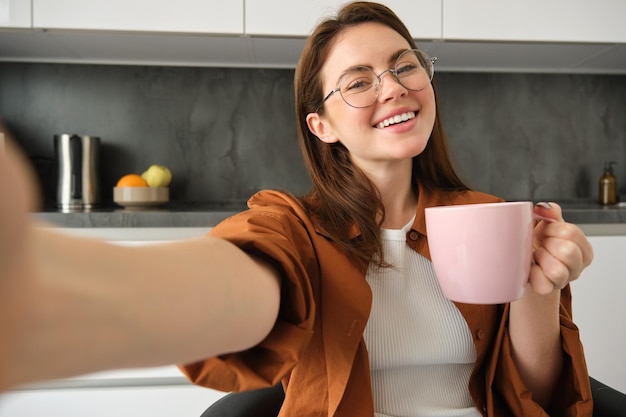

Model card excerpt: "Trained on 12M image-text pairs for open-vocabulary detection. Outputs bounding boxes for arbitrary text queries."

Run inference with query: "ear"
[306,112,339,144]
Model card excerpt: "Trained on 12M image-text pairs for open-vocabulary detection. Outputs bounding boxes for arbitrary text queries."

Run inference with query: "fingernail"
[536,202,552,209]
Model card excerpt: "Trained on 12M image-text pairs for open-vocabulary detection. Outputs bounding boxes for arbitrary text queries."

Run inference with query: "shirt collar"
[313,181,461,240]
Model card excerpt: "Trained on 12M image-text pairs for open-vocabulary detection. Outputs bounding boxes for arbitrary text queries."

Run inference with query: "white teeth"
[377,111,416,129]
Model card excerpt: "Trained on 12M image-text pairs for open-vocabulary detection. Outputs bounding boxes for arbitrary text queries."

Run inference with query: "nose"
[376,69,407,102]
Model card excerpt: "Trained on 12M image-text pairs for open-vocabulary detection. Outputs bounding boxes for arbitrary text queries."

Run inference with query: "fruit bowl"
[113,187,169,209]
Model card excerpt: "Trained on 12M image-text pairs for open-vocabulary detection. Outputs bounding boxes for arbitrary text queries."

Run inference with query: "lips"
[375,111,416,129]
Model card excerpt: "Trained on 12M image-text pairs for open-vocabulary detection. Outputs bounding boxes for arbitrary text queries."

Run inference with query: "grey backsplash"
[1,62,625,207]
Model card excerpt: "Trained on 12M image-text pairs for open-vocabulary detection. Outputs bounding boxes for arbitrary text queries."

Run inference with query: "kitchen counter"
[34,202,248,228]
[34,200,626,235]
[553,201,626,224]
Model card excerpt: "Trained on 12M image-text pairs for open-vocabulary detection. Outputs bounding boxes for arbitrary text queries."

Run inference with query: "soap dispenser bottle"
[599,161,617,205]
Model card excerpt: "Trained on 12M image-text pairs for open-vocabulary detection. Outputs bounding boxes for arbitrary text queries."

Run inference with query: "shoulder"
[211,190,315,248]
[216,189,307,223]
[247,190,307,214]
[420,184,504,208]
[449,189,504,205]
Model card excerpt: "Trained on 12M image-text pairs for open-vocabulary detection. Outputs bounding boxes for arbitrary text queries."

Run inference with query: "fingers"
[534,201,564,222]
[528,262,560,295]
[530,243,579,293]
[537,220,594,270]
[529,204,594,294]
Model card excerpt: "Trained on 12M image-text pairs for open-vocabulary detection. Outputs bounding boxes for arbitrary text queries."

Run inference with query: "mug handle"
[533,202,557,224]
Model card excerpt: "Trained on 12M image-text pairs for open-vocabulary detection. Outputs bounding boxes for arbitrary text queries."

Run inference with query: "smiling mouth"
[376,111,416,129]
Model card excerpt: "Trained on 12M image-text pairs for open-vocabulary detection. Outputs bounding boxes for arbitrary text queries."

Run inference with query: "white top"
[363,217,481,417]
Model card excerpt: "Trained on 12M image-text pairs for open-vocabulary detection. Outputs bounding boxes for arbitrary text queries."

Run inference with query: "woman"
[0,2,593,416]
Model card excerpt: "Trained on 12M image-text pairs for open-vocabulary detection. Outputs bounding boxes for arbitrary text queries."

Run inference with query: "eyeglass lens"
[337,49,434,108]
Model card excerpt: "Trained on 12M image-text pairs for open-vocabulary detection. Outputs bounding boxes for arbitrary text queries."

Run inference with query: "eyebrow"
[336,49,410,78]
[388,48,407,64]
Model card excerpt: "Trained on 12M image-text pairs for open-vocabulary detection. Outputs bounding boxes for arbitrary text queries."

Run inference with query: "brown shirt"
[180,184,593,416]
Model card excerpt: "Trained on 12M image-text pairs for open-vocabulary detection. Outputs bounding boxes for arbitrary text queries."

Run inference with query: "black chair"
[590,377,626,417]
[201,377,626,417]
[200,384,284,417]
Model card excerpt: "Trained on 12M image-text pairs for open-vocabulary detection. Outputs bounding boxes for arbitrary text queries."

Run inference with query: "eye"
[345,78,372,91]
[340,68,375,94]
[395,62,419,77]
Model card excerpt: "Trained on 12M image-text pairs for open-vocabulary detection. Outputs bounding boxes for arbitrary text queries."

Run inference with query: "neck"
[381,187,417,229]
[365,161,417,229]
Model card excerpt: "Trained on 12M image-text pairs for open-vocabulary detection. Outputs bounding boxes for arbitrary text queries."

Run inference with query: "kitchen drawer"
[0,383,225,417]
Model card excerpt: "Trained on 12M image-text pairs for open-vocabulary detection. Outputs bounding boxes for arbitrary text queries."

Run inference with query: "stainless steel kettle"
[54,134,101,211]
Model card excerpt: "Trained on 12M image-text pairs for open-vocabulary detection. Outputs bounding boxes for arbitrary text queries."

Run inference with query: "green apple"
[141,165,172,187]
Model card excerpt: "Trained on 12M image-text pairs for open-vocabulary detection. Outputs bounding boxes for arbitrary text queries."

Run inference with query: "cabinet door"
[0,0,31,28]
[33,0,243,34]
[444,0,626,43]
[0,385,226,417]
[572,235,626,394]
[245,0,441,39]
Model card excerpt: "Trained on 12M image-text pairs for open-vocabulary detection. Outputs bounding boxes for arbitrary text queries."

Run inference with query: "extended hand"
[0,137,39,268]
[0,138,40,390]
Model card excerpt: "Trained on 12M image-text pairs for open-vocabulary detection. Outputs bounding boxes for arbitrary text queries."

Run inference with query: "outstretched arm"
[0,141,281,391]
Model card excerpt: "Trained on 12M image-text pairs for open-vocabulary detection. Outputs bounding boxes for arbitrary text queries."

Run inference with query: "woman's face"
[307,22,436,175]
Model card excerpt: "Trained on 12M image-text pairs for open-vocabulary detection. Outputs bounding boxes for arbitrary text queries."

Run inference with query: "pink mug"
[425,201,550,304]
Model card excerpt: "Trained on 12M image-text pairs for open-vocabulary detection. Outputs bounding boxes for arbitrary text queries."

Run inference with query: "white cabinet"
[246,0,342,37]
[571,235,626,394]
[33,0,243,34]
[244,0,442,68]
[1,0,626,71]
[443,0,626,43]
[245,0,441,39]
[0,0,31,28]
[0,370,226,417]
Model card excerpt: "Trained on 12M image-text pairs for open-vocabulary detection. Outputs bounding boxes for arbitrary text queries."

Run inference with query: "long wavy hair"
[294,1,469,266]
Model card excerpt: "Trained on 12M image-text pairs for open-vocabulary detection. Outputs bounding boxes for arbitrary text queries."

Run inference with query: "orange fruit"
[116,174,148,187]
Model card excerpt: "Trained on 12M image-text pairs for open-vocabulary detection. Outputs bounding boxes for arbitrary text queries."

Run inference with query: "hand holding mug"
[528,203,593,295]
[425,201,593,304]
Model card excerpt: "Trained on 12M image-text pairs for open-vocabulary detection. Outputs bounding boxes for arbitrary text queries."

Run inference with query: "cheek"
[326,105,373,135]
[418,85,436,107]
[417,87,437,123]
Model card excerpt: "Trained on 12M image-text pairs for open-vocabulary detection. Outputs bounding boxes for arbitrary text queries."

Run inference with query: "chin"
[407,136,430,158]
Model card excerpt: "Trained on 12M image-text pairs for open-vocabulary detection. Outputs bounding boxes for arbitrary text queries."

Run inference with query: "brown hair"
[294,1,469,266]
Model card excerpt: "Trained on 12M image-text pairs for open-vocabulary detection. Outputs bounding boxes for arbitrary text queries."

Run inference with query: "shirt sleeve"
[491,285,593,416]
[178,203,318,392]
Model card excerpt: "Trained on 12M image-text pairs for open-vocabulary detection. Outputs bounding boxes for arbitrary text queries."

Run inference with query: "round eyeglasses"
[321,49,437,109]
